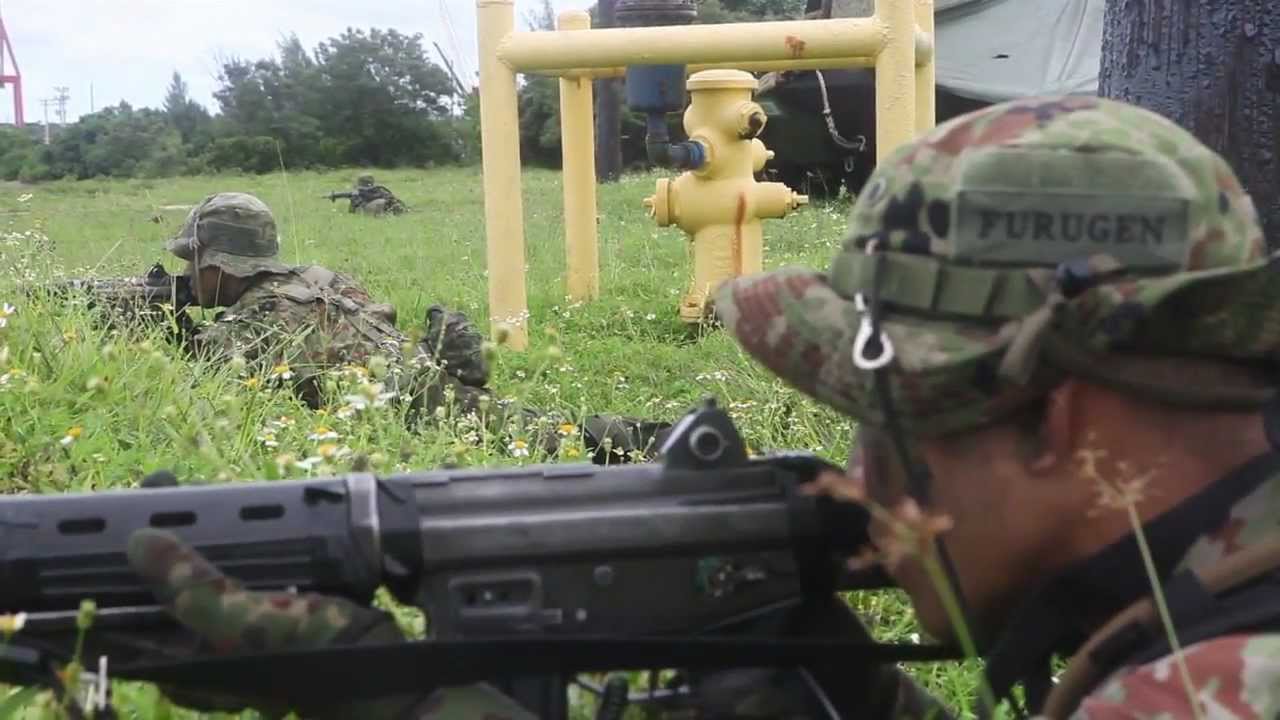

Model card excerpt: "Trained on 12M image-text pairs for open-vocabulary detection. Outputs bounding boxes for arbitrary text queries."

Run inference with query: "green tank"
[755,0,1104,198]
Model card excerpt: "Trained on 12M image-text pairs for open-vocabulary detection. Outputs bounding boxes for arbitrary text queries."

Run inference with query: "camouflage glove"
[126,528,535,720]
[422,305,489,387]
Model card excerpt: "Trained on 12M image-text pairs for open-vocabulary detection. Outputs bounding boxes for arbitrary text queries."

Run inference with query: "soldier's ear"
[1028,382,1080,476]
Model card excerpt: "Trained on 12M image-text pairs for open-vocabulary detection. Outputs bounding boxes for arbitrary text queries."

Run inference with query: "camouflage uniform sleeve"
[188,288,336,408]
[126,528,538,720]
[186,291,292,366]
[1072,633,1280,719]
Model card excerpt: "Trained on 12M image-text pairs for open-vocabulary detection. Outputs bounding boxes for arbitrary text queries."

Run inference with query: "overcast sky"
[2,0,594,124]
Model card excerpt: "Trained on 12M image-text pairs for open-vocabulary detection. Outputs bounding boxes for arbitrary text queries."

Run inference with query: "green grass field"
[0,166,987,718]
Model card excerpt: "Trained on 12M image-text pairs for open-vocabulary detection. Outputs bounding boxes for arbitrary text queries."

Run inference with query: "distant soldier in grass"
[327,174,410,216]
[168,191,668,462]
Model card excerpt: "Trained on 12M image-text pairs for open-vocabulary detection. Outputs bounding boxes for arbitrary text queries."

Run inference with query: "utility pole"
[53,86,68,125]
[89,83,94,113]
[40,97,51,143]
[432,40,469,115]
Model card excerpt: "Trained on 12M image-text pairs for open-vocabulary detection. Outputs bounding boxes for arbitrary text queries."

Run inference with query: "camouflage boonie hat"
[167,192,289,278]
[715,95,1273,438]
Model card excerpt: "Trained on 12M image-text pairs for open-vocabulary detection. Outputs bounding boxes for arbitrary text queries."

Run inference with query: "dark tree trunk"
[1099,0,1280,248]
[594,0,624,183]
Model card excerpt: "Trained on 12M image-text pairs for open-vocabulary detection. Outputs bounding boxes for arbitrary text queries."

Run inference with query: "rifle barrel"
[0,401,877,690]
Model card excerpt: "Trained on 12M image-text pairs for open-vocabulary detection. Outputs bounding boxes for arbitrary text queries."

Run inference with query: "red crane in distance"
[0,8,24,128]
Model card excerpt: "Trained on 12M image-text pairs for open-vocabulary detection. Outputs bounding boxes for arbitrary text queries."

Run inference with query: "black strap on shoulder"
[984,450,1280,715]
[861,246,992,717]
[1089,567,1280,675]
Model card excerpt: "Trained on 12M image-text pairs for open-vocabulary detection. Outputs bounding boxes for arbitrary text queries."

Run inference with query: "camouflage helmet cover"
[356,174,375,188]
[714,95,1273,438]
[167,192,289,278]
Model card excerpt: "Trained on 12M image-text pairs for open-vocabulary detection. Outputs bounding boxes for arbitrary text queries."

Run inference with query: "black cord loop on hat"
[858,241,999,719]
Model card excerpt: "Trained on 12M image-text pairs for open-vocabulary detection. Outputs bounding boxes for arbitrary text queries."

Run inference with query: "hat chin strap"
[857,247,998,719]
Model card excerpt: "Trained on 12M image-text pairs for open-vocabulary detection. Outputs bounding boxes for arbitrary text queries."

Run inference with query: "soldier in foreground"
[127,96,1280,718]
[167,191,668,463]
[327,173,410,216]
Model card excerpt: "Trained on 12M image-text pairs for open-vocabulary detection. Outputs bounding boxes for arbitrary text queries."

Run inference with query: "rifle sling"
[112,636,962,703]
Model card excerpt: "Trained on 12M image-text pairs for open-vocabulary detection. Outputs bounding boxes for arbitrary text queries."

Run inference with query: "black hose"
[645,113,704,170]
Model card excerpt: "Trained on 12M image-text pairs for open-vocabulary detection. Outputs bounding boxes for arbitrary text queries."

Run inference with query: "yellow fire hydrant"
[643,69,808,323]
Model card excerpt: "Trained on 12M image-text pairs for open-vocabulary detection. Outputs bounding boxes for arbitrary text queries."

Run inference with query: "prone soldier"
[166,191,669,463]
[326,174,409,216]
[124,95,1280,719]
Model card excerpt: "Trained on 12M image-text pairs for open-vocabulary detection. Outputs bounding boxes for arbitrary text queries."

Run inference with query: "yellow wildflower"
[60,426,83,446]
[0,612,27,634]
[308,426,340,441]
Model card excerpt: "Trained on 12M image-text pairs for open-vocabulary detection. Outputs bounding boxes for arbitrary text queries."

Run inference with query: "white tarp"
[829,0,1105,102]
[933,0,1105,101]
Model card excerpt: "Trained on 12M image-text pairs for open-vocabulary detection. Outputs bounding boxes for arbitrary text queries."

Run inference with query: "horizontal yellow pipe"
[538,56,873,79]
[498,17,889,72]
[524,28,933,79]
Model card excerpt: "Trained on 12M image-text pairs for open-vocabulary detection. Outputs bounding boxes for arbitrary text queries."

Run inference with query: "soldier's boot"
[422,304,489,387]
[582,415,674,464]
[480,402,673,466]
[126,528,537,720]
[497,407,673,465]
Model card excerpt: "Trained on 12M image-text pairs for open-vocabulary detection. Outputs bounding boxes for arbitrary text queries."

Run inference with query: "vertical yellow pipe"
[914,0,936,134]
[477,0,529,350]
[874,0,916,164]
[557,10,599,302]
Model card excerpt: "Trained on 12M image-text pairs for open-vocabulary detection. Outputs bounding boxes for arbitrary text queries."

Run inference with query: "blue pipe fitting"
[625,64,689,115]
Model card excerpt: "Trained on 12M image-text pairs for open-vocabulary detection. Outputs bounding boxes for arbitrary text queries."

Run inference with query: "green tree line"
[0,0,802,183]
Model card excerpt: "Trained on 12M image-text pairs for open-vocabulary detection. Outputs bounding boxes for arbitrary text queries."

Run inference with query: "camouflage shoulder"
[1072,633,1280,719]
[330,271,375,302]
[1179,475,1280,571]
[293,264,375,302]
[189,282,309,362]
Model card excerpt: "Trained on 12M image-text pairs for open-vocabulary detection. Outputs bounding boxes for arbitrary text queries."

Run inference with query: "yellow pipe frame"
[525,26,934,79]
[557,10,600,302]
[477,0,529,349]
[475,0,935,349]
[499,17,887,71]
[914,0,936,133]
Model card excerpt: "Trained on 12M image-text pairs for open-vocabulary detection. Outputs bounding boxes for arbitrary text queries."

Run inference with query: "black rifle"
[31,262,197,344]
[325,190,358,202]
[0,399,957,718]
